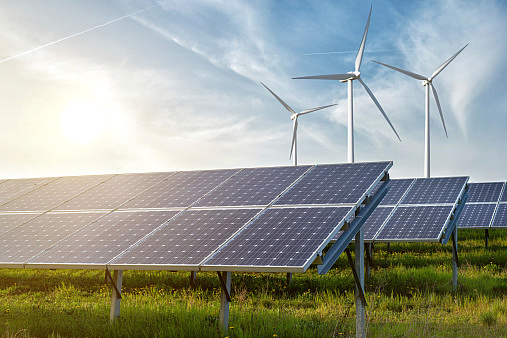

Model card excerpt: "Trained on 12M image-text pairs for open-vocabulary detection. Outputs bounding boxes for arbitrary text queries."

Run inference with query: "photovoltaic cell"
[122,169,239,209]
[195,166,310,207]
[28,210,179,266]
[0,213,42,235]
[501,185,507,202]
[0,177,58,205]
[274,162,390,205]
[0,174,113,212]
[456,204,496,228]
[401,177,467,205]
[379,179,414,206]
[110,208,261,267]
[55,172,172,211]
[467,182,504,203]
[492,204,507,227]
[0,212,106,264]
[203,207,351,270]
[375,205,453,241]
[362,207,394,241]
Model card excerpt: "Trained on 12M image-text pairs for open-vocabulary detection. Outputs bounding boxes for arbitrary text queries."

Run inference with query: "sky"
[0,0,506,182]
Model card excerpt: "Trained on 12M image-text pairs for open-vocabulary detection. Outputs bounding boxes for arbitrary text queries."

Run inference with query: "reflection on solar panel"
[0,213,42,235]
[195,166,310,207]
[122,169,239,209]
[203,207,351,272]
[456,204,496,228]
[0,177,58,205]
[0,212,106,265]
[0,174,113,212]
[491,204,507,227]
[28,210,179,267]
[275,162,390,205]
[467,182,504,203]
[379,179,414,206]
[362,207,394,241]
[110,208,261,269]
[56,172,173,210]
[402,177,467,205]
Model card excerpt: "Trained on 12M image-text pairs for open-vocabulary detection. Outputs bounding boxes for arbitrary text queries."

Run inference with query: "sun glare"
[61,100,104,144]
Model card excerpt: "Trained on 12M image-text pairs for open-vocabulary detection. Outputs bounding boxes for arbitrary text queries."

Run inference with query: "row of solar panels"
[0,162,391,273]
[457,182,507,229]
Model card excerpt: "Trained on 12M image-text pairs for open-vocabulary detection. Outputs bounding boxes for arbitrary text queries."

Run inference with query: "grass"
[0,229,506,337]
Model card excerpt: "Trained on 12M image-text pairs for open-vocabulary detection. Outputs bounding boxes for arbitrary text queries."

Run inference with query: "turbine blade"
[260,82,296,114]
[355,5,372,73]
[429,44,468,81]
[430,83,448,138]
[358,78,402,142]
[372,60,427,81]
[289,118,298,159]
[299,103,337,115]
[292,73,353,81]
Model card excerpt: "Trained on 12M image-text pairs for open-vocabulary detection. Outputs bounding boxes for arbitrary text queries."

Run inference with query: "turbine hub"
[290,114,297,120]
[422,80,431,86]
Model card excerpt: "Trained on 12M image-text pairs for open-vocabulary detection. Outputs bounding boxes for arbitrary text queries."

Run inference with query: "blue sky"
[0,0,505,181]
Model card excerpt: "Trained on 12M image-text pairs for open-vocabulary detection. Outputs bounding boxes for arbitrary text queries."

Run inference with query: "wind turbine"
[372,44,468,178]
[260,82,336,166]
[292,5,401,163]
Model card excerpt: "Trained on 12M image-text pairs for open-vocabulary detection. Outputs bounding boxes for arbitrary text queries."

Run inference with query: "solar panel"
[467,182,504,203]
[109,208,261,269]
[0,213,42,235]
[0,212,106,265]
[274,162,390,206]
[361,207,394,241]
[195,166,310,207]
[379,179,414,206]
[0,177,58,205]
[28,210,179,267]
[122,169,239,209]
[202,207,351,272]
[0,174,114,212]
[55,172,173,211]
[501,184,507,202]
[491,204,507,227]
[375,205,453,241]
[401,177,467,205]
[456,203,496,228]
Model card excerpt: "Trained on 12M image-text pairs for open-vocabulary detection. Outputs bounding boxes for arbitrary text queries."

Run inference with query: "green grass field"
[1,229,506,337]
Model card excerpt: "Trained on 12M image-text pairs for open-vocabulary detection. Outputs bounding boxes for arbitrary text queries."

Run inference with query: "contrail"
[0,5,157,64]
[304,48,407,56]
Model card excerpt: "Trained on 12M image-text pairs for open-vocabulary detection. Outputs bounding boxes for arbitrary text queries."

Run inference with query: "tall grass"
[0,229,506,337]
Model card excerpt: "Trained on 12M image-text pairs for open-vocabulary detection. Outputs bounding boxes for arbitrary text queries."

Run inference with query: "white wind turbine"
[293,5,401,163]
[260,82,336,166]
[372,44,468,178]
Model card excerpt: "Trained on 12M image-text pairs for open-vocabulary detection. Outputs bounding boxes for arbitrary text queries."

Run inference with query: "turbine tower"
[260,82,336,166]
[292,5,401,163]
[372,44,468,177]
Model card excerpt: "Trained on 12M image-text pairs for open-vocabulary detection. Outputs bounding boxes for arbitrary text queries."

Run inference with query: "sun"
[60,100,104,144]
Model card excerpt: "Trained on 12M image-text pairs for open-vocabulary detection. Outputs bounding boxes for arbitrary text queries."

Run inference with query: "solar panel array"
[361,177,468,242]
[0,161,392,273]
[457,182,507,229]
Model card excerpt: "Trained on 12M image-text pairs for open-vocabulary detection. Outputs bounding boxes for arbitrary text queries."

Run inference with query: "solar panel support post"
[452,227,458,292]
[218,271,232,333]
[485,229,489,248]
[365,243,372,281]
[190,271,197,288]
[287,273,293,285]
[107,269,123,324]
[355,230,366,337]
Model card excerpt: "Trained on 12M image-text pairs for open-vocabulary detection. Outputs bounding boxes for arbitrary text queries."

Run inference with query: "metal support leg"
[286,273,292,285]
[218,271,231,334]
[365,243,372,282]
[108,270,123,324]
[452,227,458,292]
[355,230,366,337]
[485,229,489,249]
[190,271,197,288]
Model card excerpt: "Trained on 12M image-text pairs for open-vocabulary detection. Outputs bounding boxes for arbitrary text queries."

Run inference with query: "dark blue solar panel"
[195,166,310,207]
[501,185,507,202]
[274,162,391,205]
[401,177,467,205]
[362,207,394,241]
[110,209,261,267]
[491,204,507,227]
[467,183,504,203]
[122,169,239,209]
[379,179,414,206]
[456,204,496,228]
[29,210,179,265]
[203,207,351,269]
[375,206,453,241]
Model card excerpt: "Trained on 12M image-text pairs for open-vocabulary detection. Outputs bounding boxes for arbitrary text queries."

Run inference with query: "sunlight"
[60,100,104,144]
